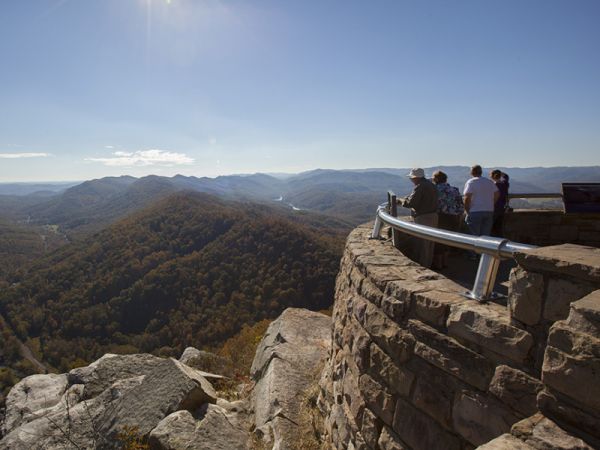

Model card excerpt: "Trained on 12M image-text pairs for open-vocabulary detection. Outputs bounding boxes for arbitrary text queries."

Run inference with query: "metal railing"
[371,192,538,302]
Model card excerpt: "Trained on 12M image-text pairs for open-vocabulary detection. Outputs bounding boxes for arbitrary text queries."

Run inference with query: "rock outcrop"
[149,400,251,450]
[250,307,331,450]
[0,355,219,449]
[1,373,69,436]
[0,308,332,450]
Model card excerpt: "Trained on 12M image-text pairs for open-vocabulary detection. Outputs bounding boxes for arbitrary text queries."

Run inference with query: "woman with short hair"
[432,170,464,269]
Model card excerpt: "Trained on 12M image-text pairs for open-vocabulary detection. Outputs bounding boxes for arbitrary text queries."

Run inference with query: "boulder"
[178,347,230,378]
[0,375,145,450]
[68,353,164,399]
[1,357,217,449]
[1,373,68,435]
[100,358,217,439]
[251,308,331,450]
[148,399,251,450]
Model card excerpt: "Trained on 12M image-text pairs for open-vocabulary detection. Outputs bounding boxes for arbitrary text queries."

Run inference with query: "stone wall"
[318,224,600,450]
[504,210,600,247]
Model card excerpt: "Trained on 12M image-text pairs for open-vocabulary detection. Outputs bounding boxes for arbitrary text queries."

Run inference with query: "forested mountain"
[1,166,598,239]
[0,192,343,374]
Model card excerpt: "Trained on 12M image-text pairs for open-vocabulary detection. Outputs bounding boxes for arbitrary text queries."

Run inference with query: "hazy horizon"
[1,163,599,185]
[1,1,599,182]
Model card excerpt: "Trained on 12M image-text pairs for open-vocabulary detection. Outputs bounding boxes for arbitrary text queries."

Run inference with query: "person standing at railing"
[463,165,499,247]
[490,169,510,237]
[401,168,438,268]
[432,170,464,269]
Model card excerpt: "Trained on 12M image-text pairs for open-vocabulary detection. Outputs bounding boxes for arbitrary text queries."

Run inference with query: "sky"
[0,0,599,182]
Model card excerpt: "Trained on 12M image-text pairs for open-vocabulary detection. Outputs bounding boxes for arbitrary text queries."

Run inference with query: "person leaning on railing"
[463,165,499,247]
[432,170,464,269]
[490,169,510,237]
[400,168,439,268]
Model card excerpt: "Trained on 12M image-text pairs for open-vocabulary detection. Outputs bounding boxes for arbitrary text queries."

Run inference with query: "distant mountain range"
[1,166,598,236]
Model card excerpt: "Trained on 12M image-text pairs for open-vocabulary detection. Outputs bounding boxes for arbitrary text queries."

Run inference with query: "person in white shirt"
[463,165,499,237]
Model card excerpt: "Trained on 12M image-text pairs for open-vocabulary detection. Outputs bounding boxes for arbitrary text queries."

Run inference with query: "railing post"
[466,253,502,301]
[388,191,401,250]
[371,204,384,239]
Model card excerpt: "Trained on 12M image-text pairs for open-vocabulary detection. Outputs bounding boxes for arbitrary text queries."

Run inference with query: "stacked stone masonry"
[504,210,600,248]
[318,223,600,450]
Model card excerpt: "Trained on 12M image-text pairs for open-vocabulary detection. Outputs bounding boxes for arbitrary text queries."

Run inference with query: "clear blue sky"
[1,0,599,181]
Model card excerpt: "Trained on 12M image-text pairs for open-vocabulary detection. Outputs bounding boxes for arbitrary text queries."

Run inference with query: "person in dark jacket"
[401,168,438,268]
[490,169,509,236]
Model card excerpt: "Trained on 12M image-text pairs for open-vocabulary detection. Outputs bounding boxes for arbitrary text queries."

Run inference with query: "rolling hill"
[0,192,344,373]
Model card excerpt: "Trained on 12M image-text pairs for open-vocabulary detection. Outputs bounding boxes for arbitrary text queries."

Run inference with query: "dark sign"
[562,183,600,213]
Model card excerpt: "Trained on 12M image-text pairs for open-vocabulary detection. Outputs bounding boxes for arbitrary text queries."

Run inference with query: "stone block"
[409,320,494,390]
[351,319,372,373]
[537,389,600,444]
[452,390,520,446]
[360,278,384,306]
[511,412,596,450]
[393,397,462,450]
[513,244,600,285]
[362,302,415,365]
[358,374,396,426]
[350,266,365,292]
[488,365,542,417]
[353,295,369,326]
[380,295,409,322]
[508,267,544,326]
[565,290,600,335]
[542,323,600,413]
[333,402,353,447]
[369,342,414,397]
[411,364,455,430]
[543,278,594,322]
[343,366,365,429]
[475,433,535,450]
[447,303,534,364]
[411,290,456,328]
[361,408,382,449]
[378,425,408,450]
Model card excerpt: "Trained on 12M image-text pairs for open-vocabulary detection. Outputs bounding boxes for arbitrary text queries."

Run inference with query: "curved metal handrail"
[371,202,537,302]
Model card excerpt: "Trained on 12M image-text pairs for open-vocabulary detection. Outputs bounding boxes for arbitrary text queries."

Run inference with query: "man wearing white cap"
[401,168,439,268]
